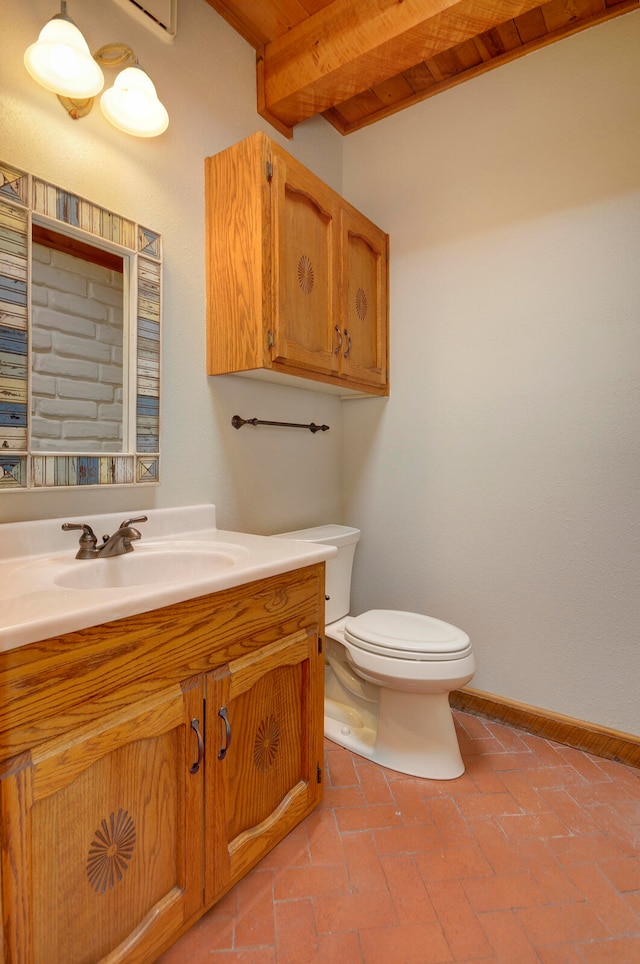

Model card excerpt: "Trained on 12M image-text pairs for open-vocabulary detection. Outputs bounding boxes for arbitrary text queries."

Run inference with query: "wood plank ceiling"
[205,0,637,136]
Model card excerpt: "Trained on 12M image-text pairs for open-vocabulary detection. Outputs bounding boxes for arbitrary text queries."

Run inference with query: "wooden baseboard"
[450,688,640,769]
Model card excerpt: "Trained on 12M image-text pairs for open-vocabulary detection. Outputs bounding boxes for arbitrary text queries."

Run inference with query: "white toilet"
[275,525,475,779]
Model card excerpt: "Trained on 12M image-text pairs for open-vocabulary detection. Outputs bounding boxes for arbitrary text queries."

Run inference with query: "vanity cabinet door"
[269,144,341,378]
[0,680,204,964]
[204,628,324,905]
[340,206,389,391]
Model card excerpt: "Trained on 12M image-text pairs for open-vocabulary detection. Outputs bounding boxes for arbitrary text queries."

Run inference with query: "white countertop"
[0,505,334,652]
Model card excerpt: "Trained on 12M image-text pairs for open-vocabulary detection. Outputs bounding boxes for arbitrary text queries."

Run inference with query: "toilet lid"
[344,610,471,661]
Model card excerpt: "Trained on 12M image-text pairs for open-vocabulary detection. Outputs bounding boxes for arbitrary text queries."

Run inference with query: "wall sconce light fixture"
[24,1,169,137]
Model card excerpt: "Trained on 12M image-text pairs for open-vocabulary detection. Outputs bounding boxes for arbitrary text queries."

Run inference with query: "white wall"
[341,14,640,735]
[0,0,344,532]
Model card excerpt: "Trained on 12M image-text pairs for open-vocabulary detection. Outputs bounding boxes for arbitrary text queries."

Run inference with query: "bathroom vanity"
[0,507,332,963]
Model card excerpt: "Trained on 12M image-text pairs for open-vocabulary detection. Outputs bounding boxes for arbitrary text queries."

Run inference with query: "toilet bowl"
[273,525,475,780]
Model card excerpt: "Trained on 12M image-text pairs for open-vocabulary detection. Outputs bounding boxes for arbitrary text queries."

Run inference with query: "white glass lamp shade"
[24,16,104,98]
[100,66,169,137]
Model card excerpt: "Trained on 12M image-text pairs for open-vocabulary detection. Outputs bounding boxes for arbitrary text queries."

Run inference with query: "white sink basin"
[0,504,336,652]
[53,545,244,590]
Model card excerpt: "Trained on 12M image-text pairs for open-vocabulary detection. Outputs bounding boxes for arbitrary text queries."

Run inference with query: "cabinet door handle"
[218,706,232,760]
[190,718,205,774]
[343,329,351,359]
[334,324,343,355]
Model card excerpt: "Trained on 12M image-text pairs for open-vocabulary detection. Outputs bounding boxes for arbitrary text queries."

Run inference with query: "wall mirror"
[0,161,161,489]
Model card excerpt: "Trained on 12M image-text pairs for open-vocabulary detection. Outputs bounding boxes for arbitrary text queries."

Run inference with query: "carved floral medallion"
[254,715,280,771]
[86,808,136,894]
[297,254,314,294]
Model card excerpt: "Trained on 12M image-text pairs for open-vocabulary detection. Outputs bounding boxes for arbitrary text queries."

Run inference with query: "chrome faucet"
[62,515,148,559]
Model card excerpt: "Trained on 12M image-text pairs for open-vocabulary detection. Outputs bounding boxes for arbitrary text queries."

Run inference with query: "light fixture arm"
[94,43,138,70]
[59,43,138,120]
[53,1,75,22]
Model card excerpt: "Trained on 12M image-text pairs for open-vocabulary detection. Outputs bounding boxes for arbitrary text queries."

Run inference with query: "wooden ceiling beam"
[257,0,547,129]
[319,0,637,135]
[205,0,321,48]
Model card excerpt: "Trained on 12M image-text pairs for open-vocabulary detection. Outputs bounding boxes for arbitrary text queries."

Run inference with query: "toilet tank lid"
[273,524,360,547]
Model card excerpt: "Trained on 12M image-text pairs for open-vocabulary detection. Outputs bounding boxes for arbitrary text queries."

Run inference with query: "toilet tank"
[273,525,360,623]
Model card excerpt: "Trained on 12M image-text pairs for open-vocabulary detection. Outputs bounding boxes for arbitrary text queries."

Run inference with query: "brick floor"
[156,711,640,962]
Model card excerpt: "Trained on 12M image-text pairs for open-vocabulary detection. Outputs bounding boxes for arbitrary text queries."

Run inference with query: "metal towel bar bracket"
[231,415,329,433]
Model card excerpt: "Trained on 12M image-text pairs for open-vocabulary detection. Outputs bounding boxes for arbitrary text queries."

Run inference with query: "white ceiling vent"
[113,0,177,43]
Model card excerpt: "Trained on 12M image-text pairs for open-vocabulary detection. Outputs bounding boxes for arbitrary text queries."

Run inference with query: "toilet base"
[324,687,465,780]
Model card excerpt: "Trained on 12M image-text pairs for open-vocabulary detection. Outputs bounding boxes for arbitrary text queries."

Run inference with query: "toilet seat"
[344,610,471,661]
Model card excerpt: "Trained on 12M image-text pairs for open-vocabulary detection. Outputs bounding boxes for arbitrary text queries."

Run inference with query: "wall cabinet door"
[270,146,341,378]
[340,206,389,390]
[204,628,323,905]
[0,681,203,964]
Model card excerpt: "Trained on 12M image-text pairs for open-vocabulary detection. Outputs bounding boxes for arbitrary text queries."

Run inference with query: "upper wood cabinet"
[205,132,389,396]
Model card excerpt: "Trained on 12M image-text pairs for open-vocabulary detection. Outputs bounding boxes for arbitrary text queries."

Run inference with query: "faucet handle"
[62,522,98,558]
[119,514,148,529]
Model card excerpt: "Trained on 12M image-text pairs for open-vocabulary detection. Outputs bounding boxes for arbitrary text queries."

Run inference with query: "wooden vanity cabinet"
[205,131,389,396]
[0,564,325,963]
